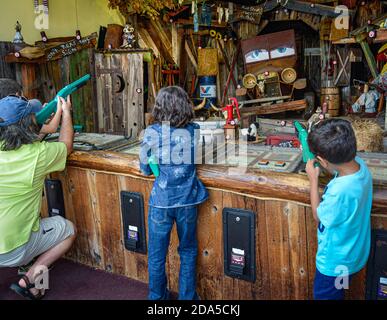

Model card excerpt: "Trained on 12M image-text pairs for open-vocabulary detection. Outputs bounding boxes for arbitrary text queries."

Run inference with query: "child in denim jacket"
[140,86,208,300]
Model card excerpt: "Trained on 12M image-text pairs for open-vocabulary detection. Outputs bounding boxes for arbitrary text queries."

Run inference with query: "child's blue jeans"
[314,269,353,300]
[148,205,199,300]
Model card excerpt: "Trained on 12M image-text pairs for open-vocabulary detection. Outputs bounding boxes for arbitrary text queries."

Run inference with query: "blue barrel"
[199,76,217,109]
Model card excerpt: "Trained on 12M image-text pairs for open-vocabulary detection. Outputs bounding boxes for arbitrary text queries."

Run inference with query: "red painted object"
[266,135,300,148]
[222,97,241,126]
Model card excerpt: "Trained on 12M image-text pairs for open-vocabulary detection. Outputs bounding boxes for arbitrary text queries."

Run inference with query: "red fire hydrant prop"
[222,97,241,127]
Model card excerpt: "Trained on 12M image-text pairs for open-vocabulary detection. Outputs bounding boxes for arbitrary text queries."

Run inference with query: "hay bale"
[351,119,384,152]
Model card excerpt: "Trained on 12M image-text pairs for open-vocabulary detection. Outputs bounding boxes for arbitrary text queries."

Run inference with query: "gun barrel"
[35,74,91,125]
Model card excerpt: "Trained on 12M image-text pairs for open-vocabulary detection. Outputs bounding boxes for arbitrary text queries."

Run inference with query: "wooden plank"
[253,199,271,300]
[171,24,181,67]
[95,53,105,133]
[199,190,224,300]
[65,150,387,209]
[46,33,97,62]
[267,200,293,299]
[185,42,198,72]
[285,0,355,17]
[240,99,307,116]
[62,168,103,268]
[141,19,174,64]
[305,207,317,299]
[112,54,123,135]
[287,203,309,299]
[0,42,16,79]
[125,53,144,138]
[20,63,37,99]
[70,50,91,130]
[137,28,161,57]
[95,173,125,274]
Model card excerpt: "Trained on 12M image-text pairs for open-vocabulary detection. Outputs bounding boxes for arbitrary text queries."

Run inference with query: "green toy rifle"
[149,155,160,177]
[36,74,91,125]
[294,121,318,167]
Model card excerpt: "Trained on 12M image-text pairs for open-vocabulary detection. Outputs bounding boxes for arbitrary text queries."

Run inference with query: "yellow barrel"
[321,87,341,117]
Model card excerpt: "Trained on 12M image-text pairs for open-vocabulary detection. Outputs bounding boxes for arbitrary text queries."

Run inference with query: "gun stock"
[36,74,91,125]
[294,121,315,163]
[149,155,160,177]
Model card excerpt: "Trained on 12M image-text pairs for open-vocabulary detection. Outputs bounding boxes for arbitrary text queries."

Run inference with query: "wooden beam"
[240,99,307,116]
[150,19,174,62]
[137,27,161,57]
[264,0,355,17]
[140,18,175,64]
[172,24,179,66]
[332,37,356,44]
[65,150,387,208]
[185,41,198,72]
[175,18,227,29]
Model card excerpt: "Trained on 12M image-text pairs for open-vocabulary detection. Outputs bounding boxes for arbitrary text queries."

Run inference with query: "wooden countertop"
[66,150,387,211]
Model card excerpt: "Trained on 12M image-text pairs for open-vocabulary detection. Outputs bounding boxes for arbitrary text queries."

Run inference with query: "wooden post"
[20,64,37,99]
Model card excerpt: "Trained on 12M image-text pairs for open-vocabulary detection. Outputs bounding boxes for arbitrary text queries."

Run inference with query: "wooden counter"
[44,150,387,300]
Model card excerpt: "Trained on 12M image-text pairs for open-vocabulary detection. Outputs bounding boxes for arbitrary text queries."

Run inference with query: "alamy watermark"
[334,265,350,290]
[334,5,350,31]
[139,123,252,177]
[33,265,50,291]
[34,5,49,30]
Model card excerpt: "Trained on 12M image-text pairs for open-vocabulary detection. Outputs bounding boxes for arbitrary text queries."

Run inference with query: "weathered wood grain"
[95,52,145,138]
[0,42,16,79]
[45,164,387,300]
[65,150,387,209]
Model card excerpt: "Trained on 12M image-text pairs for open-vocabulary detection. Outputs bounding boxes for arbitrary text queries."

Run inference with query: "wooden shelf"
[332,29,387,45]
[175,18,227,29]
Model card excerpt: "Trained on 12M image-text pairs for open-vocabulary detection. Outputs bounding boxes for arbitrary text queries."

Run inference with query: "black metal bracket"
[223,208,256,282]
[121,191,147,254]
[44,179,66,218]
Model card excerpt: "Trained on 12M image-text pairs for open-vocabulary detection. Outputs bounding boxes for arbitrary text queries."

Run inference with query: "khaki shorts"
[0,216,75,268]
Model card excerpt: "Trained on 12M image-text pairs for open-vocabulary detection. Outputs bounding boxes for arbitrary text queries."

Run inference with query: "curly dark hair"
[0,78,22,99]
[308,118,357,164]
[152,86,194,128]
[0,114,40,151]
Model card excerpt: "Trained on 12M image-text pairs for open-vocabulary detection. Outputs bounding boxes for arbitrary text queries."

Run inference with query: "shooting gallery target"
[242,73,257,89]
[281,68,297,84]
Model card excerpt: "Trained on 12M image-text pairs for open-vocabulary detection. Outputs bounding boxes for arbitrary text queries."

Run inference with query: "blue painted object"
[199,76,217,109]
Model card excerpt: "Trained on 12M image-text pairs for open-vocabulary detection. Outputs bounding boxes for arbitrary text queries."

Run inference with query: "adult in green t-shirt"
[0,95,76,300]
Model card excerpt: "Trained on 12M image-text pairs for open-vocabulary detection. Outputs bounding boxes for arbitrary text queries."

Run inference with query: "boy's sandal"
[10,275,45,300]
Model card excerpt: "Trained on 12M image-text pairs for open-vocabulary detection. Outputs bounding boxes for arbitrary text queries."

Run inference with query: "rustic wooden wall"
[36,48,97,132]
[95,52,145,138]
[45,165,386,300]
[9,48,97,132]
[0,42,16,79]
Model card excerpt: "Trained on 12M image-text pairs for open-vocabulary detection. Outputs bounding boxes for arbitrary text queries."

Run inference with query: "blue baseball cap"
[0,96,43,127]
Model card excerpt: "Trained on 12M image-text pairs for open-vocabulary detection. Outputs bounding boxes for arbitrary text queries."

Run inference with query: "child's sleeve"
[317,189,348,228]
